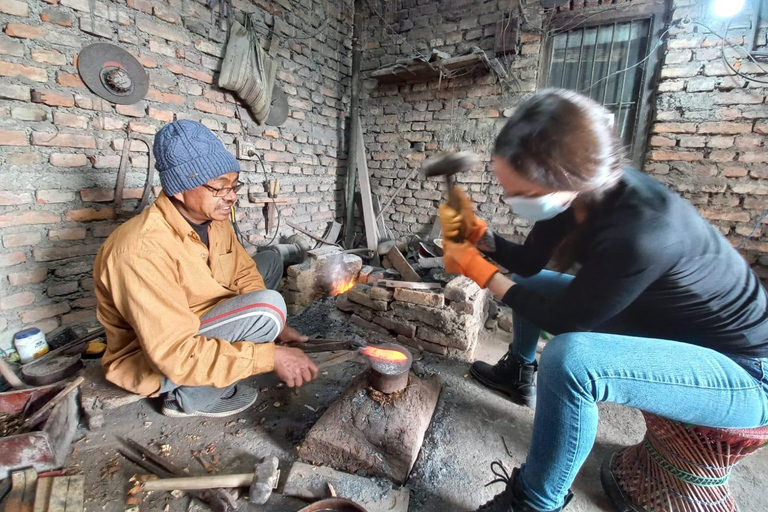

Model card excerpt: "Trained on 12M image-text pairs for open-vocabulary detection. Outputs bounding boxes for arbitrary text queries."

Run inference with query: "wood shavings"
[192,451,213,473]
[127,483,143,497]
[204,444,216,454]
[160,444,172,456]
[186,434,201,441]
[367,386,405,405]
[101,458,120,480]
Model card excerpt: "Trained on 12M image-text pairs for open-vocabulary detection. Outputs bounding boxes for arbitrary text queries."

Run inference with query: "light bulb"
[713,0,746,18]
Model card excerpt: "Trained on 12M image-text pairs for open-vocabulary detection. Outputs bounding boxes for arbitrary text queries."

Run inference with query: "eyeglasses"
[202,181,245,197]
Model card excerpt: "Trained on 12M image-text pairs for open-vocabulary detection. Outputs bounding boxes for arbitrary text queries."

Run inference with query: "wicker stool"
[601,412,768,512]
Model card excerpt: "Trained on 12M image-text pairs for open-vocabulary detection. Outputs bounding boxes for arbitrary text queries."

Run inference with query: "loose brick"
[393,287,445,308]
[0,0,29,16]
[115,103,146,118]
[50,153,87,167]
[698,123,753,135]
[0,251,26,267]
[49,227,86,240]
[0,191,33,205]
[8,268,48,286]
[5,23,45,39]
[0,61,47,82]
[20,303,70,324]
[0,83,30,100]
[40,7,73,26]
[0,292,35,310]
[3,232,42,247]
[36,189,75,203]
[31,90,74,107]
[33,243,101,261]
[31,132,96,148]
[0,129,28,146]
[65,208,115,222]
[0,35,24,56]
[56,71,85,88]
[47,281,78,296]
[0,210,59,228]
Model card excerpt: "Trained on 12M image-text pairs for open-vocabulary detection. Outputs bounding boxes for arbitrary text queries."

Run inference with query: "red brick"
[264,129,279,139]
[648,151,703,162]
[185,68,213,84]
[0,191,33,205]
[115,103,145,118]
[47,281,78,296]
[146,89,185,105]
[0,61,47,82]
[723,166,748,178]
[8,268,47,286]
[73,93,111,111]
[94,117,124,130]
[740,152,768,164]
[194,100,216,114]
[755,123,768,135]
[216,105,234,117]
[5,23,45,39]
[126,0,152,13]
[80,187,142,202]
[74,297,97,308]
[0,210,59,228]
[3,231,41,247]
[0,251,26,267]
[650,136,676,147]
[48,227,86,240]
[61,309,96,325]
[127,121,157,134]
[0,292,35,310]
[111,139,149,152]
[708,136,735,149]
[135,53,158,68]
[652,123,697,134]
[53,112,87,129]
[31,132,96,148]
[33,243,100,261]
[55,72,85,88]
[49,153,87,168]
[679,136,706,148]
[153,4,180,23]
[136,18,187,43]
[20,303,70,324]
[31,49,66,66]
[0,0,29,16]
[39,7,73,26]
[65,208,115,222]
[0,129,28,146]
[89,155,121,168]
[31,90,74,107]
[147,107,174,122]
[203,89,224,102]
[0,36,24,56]
[698,123,753,135]
[36,189,75,203]
[701,210,751,222]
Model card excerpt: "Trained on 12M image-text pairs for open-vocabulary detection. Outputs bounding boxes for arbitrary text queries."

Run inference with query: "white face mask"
[503,193,575,222]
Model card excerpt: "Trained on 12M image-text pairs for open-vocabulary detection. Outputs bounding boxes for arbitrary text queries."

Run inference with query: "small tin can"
[13,328,50,364]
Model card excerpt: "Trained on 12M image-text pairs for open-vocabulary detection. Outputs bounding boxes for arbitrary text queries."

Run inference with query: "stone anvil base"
[298,370,442,484]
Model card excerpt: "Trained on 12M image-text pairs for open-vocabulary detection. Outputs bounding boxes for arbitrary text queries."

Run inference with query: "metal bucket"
[297,498,368,512]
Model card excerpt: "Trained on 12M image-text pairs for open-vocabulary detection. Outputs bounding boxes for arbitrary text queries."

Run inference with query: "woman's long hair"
[494,89,626,269]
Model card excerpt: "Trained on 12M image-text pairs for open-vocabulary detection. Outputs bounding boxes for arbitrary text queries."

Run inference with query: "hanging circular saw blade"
[77,43,149,105]
[266,85,289,126]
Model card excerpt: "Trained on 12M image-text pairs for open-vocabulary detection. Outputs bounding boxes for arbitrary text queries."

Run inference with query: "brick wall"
[647,0,768,277]
[360,0,768,276]
[359,0,544,242]
[0,0,353,349]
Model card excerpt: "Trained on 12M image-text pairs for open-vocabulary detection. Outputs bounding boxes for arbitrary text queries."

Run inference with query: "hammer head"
[249,455,280,505]
[422,151,479,179]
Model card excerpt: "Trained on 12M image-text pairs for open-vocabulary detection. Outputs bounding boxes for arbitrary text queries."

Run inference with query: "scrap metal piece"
[77,43,149,105]
[265,85,288,126]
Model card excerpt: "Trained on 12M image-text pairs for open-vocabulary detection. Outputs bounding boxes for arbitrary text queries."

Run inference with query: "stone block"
[444,275,481,302]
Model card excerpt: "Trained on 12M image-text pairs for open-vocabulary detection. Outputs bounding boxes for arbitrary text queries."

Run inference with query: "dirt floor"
[70,298,768,512]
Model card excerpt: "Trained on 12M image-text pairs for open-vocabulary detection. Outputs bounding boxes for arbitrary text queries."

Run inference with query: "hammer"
[422,151,479,242]
[142,455,280,505]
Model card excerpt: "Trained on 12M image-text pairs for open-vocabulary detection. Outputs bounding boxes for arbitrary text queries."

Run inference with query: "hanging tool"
[422,152,479,242]
[118,438,238,512]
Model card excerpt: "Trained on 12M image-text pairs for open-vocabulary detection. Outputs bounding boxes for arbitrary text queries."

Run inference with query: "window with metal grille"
[545,16,659,166]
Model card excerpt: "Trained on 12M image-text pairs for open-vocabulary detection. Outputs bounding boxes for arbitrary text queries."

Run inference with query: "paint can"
[13,328,49,364]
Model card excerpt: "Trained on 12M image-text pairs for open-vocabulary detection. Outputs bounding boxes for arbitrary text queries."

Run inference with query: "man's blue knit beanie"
[153,120,240,196]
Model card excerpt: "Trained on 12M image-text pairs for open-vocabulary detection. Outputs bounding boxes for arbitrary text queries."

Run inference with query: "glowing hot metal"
[360,346,409,364]
[361,344,412,394]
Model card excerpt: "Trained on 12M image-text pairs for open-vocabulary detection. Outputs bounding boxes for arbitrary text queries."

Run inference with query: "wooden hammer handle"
[143,473,253,492]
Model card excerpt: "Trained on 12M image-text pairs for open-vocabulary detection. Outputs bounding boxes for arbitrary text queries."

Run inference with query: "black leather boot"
[477,462,573,512]
[470,353,537,408]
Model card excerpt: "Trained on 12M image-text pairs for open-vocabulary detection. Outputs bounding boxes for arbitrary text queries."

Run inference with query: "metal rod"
[575,27,586,90]
[747,0,762,53]
[343,0,363,247]
[617,21,633,141]
[560,30,570,88]
[602,23,618,106]
[587,26,601,99]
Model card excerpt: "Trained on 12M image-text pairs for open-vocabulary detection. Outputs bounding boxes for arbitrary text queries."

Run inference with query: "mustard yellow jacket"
[94,192,274,396]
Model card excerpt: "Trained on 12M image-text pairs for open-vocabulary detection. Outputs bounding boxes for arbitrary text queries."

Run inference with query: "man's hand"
[442,239,499,288]
[275,325,308,347]
[273,346,318,387]
[438,188,487,243]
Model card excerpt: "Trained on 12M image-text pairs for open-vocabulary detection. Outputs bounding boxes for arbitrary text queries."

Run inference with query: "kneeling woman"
[439,89,768,512]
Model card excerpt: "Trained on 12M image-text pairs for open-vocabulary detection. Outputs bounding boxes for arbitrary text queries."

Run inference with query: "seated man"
[94,120,317,418]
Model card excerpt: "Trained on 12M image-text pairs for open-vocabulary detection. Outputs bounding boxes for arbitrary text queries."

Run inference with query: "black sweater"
[492,168,768,358]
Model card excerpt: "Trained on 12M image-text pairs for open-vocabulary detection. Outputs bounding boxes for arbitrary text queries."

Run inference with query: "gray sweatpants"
[161,249,286,412]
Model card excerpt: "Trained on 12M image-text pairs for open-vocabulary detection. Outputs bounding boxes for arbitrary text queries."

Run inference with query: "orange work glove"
[438,188,487,243]
[442,239,499,288]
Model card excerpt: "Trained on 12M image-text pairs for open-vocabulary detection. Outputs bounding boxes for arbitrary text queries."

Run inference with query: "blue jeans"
[508,270,768,511]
